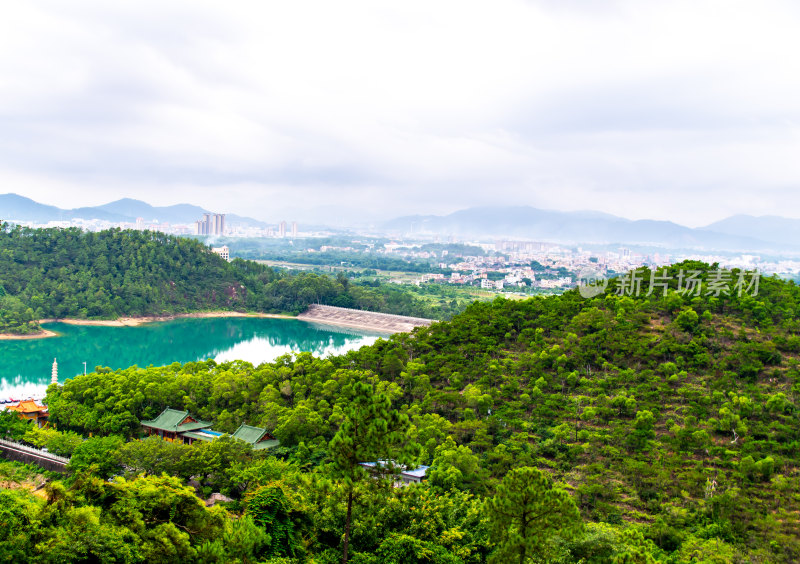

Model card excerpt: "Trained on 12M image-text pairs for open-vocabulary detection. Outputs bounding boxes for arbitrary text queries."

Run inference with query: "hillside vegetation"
[11,261,795,562]
[0,223,456,334]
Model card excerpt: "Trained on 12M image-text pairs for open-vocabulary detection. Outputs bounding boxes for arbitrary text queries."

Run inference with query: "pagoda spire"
[51,358,58,385]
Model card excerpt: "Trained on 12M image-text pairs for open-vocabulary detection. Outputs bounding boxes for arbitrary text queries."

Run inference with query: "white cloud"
[1,0,800,226]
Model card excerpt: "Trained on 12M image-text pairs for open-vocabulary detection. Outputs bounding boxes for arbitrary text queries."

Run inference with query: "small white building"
[212,246,230,261]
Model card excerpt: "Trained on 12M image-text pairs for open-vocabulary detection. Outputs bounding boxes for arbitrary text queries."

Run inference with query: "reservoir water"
[0,317,383,397]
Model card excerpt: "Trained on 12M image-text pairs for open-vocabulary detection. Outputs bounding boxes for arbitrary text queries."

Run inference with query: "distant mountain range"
[701,215,800,247]
[382,206,800,253]
[0,194,266,228]
[3,193,799,252]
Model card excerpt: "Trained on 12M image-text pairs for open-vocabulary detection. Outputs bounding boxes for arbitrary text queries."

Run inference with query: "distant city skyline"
[4,190,800,234]
[2,2,800,227]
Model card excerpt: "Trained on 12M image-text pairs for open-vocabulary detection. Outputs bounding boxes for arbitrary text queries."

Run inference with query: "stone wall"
[298,304,435,334]
[0,440,69,473]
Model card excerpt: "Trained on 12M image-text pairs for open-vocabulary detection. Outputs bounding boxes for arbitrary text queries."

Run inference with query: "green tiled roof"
[177,421,213,432]
[141,411,275,449]
[232,424,278,449]
[141,408,211,433]
[253,439,280,450]
[232,424,268,444]
[181,431,216,442]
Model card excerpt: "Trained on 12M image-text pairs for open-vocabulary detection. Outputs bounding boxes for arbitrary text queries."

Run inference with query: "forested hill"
[0,223,450,334]
[34,261,800,562]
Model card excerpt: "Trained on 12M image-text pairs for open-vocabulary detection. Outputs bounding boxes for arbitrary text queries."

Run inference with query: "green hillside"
[3,261,798,562]
[0,223,452,334]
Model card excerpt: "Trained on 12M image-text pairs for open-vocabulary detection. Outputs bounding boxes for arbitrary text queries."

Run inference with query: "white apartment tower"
[195,213,226,236]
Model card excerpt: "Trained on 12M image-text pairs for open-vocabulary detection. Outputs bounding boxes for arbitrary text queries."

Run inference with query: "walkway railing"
[0,438,70,464]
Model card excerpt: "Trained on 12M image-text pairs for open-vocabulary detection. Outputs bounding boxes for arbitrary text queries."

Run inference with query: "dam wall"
[298,305,434,334]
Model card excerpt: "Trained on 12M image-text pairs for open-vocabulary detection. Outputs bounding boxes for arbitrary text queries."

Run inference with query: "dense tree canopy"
[0,223,458,334]
[2,260,798,561]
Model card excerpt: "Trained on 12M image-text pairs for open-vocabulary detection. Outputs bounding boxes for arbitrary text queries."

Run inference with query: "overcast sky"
[2,0,800,226]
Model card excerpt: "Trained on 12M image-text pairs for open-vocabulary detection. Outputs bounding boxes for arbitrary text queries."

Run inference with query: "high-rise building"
[214,214,226,236]
[195,213,226,236]
[195,213,210,235]
[291,221,298,238]
[279,221,287,238]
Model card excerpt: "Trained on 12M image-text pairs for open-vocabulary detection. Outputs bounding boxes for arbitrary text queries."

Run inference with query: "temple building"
[7,400,49,428]
[231,424,279,450]
[140,407,278,449]
[140,408,214,444]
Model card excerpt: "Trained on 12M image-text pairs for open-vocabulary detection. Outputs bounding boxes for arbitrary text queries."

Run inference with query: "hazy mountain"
[66,206,130,222]
[95,198,208,224]
[383,206,791,252]
[3,193,797,252]
[0,193,130,222]
[702,215,800,246]
[0,193,72,222]
[0,193,266,228]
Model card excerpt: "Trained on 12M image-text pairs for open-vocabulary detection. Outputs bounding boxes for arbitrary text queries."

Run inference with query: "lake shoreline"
[0,314,381,397]
[0,328,59,340]
[0,311,296,339]
[1,307,425,339]
[40,311,296,328]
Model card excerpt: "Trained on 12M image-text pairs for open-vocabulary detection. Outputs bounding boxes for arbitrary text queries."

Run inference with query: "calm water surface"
[0,317,382,397]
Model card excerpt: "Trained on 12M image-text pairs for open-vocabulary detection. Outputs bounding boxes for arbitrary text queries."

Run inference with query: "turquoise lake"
[0,317,383,397]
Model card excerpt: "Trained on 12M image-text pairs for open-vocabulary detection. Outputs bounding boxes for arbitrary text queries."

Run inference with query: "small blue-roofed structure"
[400,465,429,483]
[180,429,226,443]
[359,460,429,486]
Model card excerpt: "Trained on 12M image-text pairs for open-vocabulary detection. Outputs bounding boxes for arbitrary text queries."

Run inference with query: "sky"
[2,0,800,227]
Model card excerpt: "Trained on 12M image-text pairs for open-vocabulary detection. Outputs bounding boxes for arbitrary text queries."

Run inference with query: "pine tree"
[488,466,582,564]
[328,377,418,563]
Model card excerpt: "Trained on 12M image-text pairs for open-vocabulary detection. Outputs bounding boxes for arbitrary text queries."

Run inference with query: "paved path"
[0,438,70,472]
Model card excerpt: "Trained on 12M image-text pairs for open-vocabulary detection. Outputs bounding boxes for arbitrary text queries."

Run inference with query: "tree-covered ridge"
[0,292,38,334]
[0,223,456,334]
[0,223,246,319]
[31,261,800,561]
